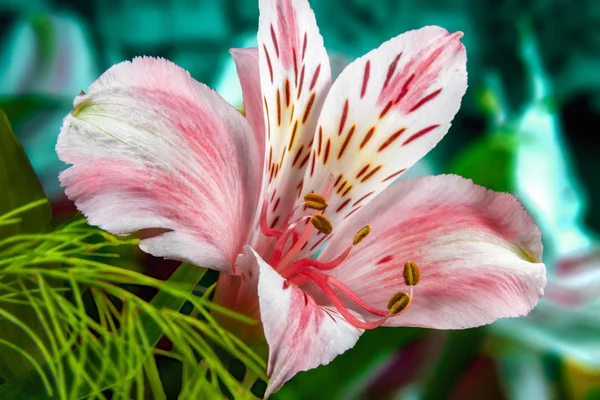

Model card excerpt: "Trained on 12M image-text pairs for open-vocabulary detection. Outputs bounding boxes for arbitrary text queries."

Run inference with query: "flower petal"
[231,48,266,164]
[299,26,467,253]
[57,57,261,273]
[246,246,362,396]
[318,175,546,329]
[259,0,331,229]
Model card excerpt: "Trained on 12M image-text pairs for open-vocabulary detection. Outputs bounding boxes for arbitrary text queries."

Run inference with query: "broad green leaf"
[447,131,521,194]
[0,109,53,378]
[0,109,51,237]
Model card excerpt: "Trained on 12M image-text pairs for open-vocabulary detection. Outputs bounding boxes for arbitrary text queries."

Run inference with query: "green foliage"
[447,131,520,193]
[0,109,51,237]
[0,213,266,399]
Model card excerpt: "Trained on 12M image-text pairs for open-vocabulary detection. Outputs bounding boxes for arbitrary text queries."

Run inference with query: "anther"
[387,291,411,314]
[310,214,333,235]
[304,193,328,210]
[352,226,371,246]
[403,261,420,286]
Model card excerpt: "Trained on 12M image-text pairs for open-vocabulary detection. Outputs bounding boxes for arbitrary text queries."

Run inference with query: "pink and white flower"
[56,0,546,395]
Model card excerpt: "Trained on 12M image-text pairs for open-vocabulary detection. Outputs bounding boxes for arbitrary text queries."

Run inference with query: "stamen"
[277,216,317,268]
[403,261,420,286]
[304,193,328,210]
[352,226,371,245]
[387,291,411,314]
[310,214,333,235]
[292,267,391,329]
[269,217,310,267]
[280,247,352,277]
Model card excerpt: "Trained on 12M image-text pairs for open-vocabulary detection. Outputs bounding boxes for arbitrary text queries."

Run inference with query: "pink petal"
[298,26,467,254]
[318,175,546,329]
[246,246,362,396]
[259,0,331,229]
[231,48,266,165]
[57,57,261,273]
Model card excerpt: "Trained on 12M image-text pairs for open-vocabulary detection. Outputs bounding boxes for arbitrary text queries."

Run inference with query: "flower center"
[258,183,420,330]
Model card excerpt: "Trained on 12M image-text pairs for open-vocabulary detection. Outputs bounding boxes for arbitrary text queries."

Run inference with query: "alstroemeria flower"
[56,0,546,395]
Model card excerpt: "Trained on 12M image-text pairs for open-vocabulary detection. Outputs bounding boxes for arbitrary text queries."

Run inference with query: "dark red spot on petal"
[276,89,282,127]
[337,180,347,194]
[403,125,440,146]
[342,185,353,197]
[394,73,415,104]
[310,235,327,251]
[344,206,361,219]
[279,147,286,166]
[334,174,343,187]
[269,215,280,229]
[361,60,371,98]
[297,65,305,99]
[382,168,407,182]
[323,138,331,164]
[302,32,308,60]
[352,191,374,207]
[296,179,304,197]
[409,88,442,112]
[360,165,382,182]
[310,151,316,176]
[270,25,280,58]
[293,47,298,83]
[383,53,402,89]
[264,97,271,139]
[268,145,273,166]
[378,128,406,152]
[336,198,351,213]
[356,164,370,179]
[310,64,321,90]
[302,92,316,124]
[272,197,281,212]
[289,120,298,150]
[360,126,376,149]
[339,100,349,136]
[263,45,274,83]
[292,145,304,166]
[283,280,290,289]
[338,125,356,159]
[379,101,393,119]
[299,152,310,168]
[317,126,323,155]
[285,79,291,107]
[377,255,393,264]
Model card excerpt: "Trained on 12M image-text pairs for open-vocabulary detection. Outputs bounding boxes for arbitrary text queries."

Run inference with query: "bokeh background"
[1,0,599,398]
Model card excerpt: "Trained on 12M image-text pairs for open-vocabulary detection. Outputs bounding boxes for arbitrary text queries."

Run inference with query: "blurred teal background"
[1,0,599,399]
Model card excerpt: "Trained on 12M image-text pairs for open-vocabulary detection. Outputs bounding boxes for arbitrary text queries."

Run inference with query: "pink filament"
[279,246,351,277]
[269,217,309,267]
[292,266,391,329]
[259,198,283,238]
